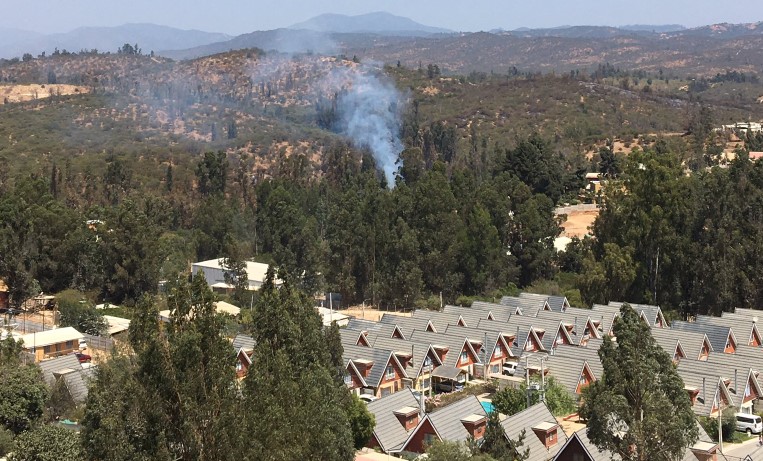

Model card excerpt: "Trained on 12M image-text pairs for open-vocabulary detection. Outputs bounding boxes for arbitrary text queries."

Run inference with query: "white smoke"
[329,65,405,187]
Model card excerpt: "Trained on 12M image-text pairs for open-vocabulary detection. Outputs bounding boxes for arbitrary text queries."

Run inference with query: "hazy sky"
[3,0,762,35]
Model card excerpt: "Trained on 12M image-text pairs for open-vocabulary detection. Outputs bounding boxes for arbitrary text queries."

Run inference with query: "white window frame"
[385,365,395,380]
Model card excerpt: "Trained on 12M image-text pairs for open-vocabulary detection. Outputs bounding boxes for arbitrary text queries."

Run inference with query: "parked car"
[736,413,763,435]
[73,352,91,363]
[78,338,87,350]
[502,362,518,376]
[358,394,378,404]
[435,381,465,393]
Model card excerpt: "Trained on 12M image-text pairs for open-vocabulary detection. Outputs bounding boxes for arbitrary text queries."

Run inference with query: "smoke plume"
[331,66,405,187]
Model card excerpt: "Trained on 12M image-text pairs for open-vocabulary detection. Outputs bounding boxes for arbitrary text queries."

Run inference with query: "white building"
[191,259,280,292]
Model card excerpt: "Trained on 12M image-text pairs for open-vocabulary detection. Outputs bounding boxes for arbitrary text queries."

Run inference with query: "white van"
[502,362,518,376]
[735,413,763,435]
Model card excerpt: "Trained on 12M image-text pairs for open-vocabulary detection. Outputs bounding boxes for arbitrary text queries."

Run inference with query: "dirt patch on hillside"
[557,206,599,238]
[0,84,88,104]
[338,307,412,322]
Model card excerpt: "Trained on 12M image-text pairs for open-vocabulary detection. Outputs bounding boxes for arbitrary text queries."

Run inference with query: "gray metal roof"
[432,365,464,380]
[501,296,551,316]
[471,301,516,322]
[367,388,421,452]
[411,310,464,332]
[371,335,443,379]
[550,344,604,377]
[343,344,407,388]
[500,402,568,461]
[409,330,482,369]
[515,354,591,397]
[477,319,540,356]
[553,428,617,461]
[379,314,435,339]
[444,324,513,361]
[62,367,96,404]
[425,395,487,443]
[340,328,366,348]
[520,293,570,313]
[671,320,736,353]
[507,316,573,350]
[231,334,255,352]
[536,310,601,345]
[727,307,763,318]
[694,315,761,347]
[606,302,666,327]
[649,326,713,361]
[442,305,494,328]
[38,355,82,386]
[346,317,386,332]
[554,422,714,461]
[677,372,734,416]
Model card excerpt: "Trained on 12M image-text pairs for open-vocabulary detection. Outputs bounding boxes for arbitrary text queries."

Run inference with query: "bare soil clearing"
[557,205,599,238]
[0,84,88,104]
[338,307,412,322]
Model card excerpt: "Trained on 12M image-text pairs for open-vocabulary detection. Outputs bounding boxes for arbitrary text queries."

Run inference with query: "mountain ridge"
[288,12,453,35]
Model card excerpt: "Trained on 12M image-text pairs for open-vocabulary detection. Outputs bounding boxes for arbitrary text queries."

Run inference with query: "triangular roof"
[501,402,568,461]
[400,395,486,452]
[366,388,421,452]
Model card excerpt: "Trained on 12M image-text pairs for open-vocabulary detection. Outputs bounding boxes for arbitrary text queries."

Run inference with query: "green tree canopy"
[580,304,698,461]
[9,425,82,461]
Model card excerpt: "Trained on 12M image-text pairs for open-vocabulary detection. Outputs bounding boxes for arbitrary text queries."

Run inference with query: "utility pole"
[525,354,531,409]
[540,355,546,402]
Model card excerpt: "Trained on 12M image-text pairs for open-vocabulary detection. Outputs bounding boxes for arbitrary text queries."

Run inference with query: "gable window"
[460,351,469,363]
[236,361,244,372]
[344,373,352,385]
[386,365,395,380]
[424,356,432,367]
[493,345,502,358]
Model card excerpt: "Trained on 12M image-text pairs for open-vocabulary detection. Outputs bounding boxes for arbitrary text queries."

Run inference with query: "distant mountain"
[161,28,343,60]
[620,24,686,33]
[0,23,230,60]
[502,25,635,39]
[676,22,763,38]
[288,12,452,35]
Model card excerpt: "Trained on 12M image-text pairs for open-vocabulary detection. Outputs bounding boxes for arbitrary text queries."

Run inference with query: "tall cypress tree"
[243,268,355,461]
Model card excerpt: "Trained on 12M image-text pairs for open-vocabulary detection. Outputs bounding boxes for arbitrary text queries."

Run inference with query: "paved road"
[723,436,763,460]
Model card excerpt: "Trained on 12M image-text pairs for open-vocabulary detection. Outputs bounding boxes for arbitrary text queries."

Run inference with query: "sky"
[2,0,762,35]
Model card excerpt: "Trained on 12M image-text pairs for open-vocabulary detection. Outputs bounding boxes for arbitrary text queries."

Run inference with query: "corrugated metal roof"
[671,321,735,353]
[650,326,712,360]
[520,293,569,313]
[231,333,255,352]
[432,365,463,380]
[343,344,407,387]
[552,428,616,461]
[63,367,96,404]
[38,355,82,386]
[367,388,420,452]
[501,403,567,461]
[20,327,83,348]
[409,330,481,369]
[427,396,487,442]
[695,315,760,347]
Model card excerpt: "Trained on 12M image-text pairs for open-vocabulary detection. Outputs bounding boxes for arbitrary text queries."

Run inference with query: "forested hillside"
[0,49,762,315]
